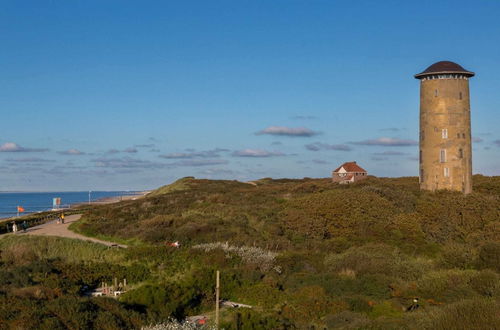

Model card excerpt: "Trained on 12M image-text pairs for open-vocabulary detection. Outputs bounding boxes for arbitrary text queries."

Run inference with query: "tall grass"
[0,235,125,264]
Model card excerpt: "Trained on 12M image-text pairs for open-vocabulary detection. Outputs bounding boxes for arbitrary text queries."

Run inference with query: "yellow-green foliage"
[147,177,196,196]
[1,175,499,329]
[411,298,500,330]
[0,235,124,264]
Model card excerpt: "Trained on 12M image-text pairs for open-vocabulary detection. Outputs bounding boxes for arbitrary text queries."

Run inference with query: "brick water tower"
[415,61,474,193]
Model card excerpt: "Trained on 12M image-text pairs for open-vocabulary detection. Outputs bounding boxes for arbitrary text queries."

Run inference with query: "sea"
[0,191,132,219]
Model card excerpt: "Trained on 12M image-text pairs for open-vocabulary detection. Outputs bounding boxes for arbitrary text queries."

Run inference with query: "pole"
[215,270,220,329]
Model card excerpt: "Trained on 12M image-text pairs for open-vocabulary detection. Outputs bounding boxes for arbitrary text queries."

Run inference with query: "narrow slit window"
[442,129,448,139]
[440,149,446,163]
[459,148,463,159]
[444,168,449,177]
[435,89,438,97]
[459,92,463,100]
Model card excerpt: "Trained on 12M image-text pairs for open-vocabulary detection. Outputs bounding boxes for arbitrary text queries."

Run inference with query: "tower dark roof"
[415,61,474,79]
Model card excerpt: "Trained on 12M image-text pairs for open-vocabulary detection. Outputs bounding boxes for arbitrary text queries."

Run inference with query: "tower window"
[459,148,463,158]
[440,149,446,163]
[462,133,466,139]
[442,129,448,139]
[435,89,438,97]
[459,92,463,100]
[444,167,449,177]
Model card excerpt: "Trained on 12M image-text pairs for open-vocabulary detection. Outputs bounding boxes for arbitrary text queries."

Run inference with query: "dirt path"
[20,214,127,248]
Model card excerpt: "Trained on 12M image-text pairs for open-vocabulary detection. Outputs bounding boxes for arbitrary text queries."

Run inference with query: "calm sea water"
[0,191,130,218]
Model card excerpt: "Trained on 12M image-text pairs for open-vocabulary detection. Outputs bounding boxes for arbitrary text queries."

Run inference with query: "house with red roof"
[332,161,368,184]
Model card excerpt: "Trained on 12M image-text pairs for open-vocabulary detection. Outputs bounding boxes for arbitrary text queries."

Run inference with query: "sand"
[19,214,127,248]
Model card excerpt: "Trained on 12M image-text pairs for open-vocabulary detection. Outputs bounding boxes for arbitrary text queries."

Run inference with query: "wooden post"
[215,270,220,329]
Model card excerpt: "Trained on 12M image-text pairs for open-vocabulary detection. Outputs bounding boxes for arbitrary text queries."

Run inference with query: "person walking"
[22,221,27,232]
[12,222,18,234]
[61,213,65,224]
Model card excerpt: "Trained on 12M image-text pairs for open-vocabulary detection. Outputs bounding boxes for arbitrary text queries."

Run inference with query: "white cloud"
[159,148,228,159]
[305,142,352,151]
[0,142,48,153]
[256,126,319,137]
[232,149,286,157]
[350,137,418,146]
[58,149,86,155]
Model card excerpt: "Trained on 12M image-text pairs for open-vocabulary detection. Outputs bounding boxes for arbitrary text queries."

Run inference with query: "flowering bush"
[192,242,280,272]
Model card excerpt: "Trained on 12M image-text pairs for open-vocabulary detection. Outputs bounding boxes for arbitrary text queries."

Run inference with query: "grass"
[0,235,125,264]
[1,175,499,329]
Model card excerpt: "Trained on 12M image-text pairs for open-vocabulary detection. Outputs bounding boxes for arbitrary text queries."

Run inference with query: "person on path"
[61,213,65,224]
[22,221,27,232]
[12,222,18,234]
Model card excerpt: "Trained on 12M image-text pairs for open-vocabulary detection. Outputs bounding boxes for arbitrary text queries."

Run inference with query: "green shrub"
[325,310,370,329]
[413,270,478,302]
[470,269,499,297]
[477,241,500,271]
[415,298,500,330]
[325,243,432,281]
[438,243,477,269]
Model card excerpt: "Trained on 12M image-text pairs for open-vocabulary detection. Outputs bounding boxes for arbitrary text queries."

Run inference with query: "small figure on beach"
[61,213,65,224]
[12,222,18,234]
[22,221,27,232]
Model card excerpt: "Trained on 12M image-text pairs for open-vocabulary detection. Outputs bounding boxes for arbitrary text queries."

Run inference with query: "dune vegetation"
[1,175,499,329]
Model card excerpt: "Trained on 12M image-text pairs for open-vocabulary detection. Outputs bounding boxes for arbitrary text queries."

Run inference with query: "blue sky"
[1,0,499,191]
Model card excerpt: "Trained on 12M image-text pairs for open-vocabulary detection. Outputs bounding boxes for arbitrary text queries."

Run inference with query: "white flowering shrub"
[141,319,215,330]
[192,242,280,272]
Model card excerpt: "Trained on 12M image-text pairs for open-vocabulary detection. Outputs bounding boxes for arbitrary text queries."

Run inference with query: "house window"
[458,148,463,158]
[442,129,448,139]
[440,149,446,163]
[444,168,449,177]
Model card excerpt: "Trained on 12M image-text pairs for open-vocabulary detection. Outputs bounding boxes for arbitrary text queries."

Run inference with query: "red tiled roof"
[333,161,367,173]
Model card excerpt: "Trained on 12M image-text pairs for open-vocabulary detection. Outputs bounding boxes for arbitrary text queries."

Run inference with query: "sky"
[1,0,499,191]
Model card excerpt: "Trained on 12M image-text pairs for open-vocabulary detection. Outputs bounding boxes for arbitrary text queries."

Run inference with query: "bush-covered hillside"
[68,175,500,328]
[2,176,499,329]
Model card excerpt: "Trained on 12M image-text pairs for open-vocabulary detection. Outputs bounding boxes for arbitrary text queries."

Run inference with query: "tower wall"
[419,76,472,193]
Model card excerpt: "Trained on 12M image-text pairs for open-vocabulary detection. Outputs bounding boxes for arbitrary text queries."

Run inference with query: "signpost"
[52,197,61,210]
[215,270,220,329]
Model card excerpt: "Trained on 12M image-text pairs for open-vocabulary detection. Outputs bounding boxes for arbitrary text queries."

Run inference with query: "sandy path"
[20,214,127,248]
